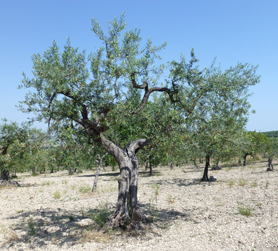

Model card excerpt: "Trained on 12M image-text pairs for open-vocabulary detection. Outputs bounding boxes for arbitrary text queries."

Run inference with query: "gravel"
[0,160,277,251]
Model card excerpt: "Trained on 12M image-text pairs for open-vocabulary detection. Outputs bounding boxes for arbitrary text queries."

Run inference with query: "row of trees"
[2,13,276,228]
[1,115,277,180]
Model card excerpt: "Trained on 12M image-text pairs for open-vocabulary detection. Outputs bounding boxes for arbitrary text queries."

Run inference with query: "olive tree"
[183,63,260,181]
[239,131,269,166]
[0,119,29,181]
[19,14,257,228]
[264,137,278,171]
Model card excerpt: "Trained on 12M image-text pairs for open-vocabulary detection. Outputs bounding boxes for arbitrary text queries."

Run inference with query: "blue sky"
[0,0,277,132]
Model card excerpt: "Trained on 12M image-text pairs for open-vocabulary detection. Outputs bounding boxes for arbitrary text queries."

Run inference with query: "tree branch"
[128,139,148,154]
[131,74,179,114]
[99,133,125,162]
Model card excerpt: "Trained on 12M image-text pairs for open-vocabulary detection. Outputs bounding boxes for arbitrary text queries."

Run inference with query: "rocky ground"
[0,159,278,251]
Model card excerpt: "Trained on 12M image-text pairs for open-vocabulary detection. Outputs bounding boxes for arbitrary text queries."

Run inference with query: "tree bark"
[149,157,153,176]
[107,138,148,229]
[32,167,37,175]
[201,155,210,182]
[243,153,249,166]
[0,161,20,187]
[1,168,10,181]
[149,162,153,176]
[145,162,148,170]
[92,153,108,192]
[266,157,274,171]
[68,168,74,175]
[170,161,173,170]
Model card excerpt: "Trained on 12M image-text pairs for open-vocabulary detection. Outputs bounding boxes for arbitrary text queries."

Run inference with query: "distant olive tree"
[0,119,28,181]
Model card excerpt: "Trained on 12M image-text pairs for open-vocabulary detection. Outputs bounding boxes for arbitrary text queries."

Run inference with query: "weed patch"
[79,185,91,193]
[238,179,248,186]
[238,205,252,217]
[90,202,112,229]
[27,217,36,236]
[53,190,61,199]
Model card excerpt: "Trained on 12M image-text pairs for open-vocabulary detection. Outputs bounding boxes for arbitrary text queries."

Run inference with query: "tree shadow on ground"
[3,202,194,249]
[78,172,120,178]
[145,178,206,187]
[140,202,191,228]
[139,171,162,177]
[4,206,113,249]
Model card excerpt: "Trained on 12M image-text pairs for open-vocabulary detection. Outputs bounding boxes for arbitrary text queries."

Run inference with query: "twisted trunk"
[98,134,148,229]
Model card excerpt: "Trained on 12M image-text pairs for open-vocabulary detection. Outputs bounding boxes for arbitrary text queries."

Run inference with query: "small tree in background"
[0,119,29,181]
[239,131,269,166]
[265,137,278,171]
[184,62,260,181]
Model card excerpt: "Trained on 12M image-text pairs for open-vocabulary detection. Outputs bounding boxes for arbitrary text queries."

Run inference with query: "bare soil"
[0,160,278,251]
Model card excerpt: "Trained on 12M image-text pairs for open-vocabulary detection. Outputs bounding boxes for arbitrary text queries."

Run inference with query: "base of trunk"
[201,176,217,182]
[0,179,20,187]
[1,169,10,181]
[267,158,274,171]
[109,209,146,230]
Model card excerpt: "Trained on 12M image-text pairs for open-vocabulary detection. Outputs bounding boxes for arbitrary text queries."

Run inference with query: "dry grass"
[227,179,235,187]
[1,226,19,245]
[167,195,175,204]
[79,185,91,193]
[81,229,112,243]
[238,179,248,186]
[41,180,55,186]
[53,190,61,199]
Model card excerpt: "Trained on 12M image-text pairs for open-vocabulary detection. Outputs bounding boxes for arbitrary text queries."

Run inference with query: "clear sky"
[0,0,277,132]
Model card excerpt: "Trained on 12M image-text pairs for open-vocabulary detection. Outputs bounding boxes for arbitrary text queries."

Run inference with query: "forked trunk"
[201,155,210,182]
[100,137,148,229]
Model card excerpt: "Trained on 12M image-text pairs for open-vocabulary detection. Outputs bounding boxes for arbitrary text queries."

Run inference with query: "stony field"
[0,160,278,251]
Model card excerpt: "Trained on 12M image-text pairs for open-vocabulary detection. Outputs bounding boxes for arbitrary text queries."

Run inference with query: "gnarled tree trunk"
[100,136,148,229]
